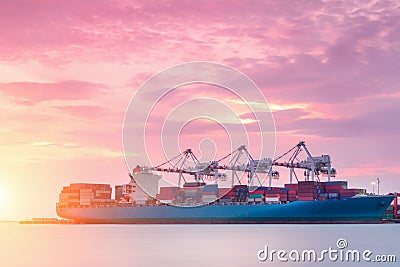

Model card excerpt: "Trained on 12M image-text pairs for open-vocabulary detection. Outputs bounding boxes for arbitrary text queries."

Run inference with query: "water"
[0,222,398,267]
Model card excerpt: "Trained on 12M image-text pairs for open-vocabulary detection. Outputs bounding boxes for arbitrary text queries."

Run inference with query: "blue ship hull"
[56,195,394,224]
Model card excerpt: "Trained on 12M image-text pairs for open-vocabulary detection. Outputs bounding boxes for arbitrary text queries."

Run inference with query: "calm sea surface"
[0,222,398,267]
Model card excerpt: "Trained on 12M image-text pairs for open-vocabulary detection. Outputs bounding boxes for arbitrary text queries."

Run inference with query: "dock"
[19,218,75,224]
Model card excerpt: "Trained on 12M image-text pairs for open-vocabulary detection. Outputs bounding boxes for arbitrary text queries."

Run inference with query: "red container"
[284,184,298,190]
[249,190,265,195]
[298,196,314,201]
[298,192,315,197]
[159,187,179,194]
[298,184,316,188]
[325,188,340,193]
[265,193,280,198]
[265,189,282,194]
[298,181,315,185]
[339,188,365,197]
[279,193,288,201]
[324,185,344,190]
[298,188,318,193]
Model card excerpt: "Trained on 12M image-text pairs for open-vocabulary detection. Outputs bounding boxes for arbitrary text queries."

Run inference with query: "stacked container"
[218,188,233,204]
[339,188,366,199]
[297,181,323,201]
[395,194,400,219]
[232,185,249,202]
[156,187,180,204]
[202,184,218,204]
[248,189,264,203]
[284,184,298,202]
[115,184,135,201]
[171,187,204,205]
[324,181,348,193]
[79,189,93,206]
[279,188,289,202]
[58,183,112,207]
[58,186,79,206]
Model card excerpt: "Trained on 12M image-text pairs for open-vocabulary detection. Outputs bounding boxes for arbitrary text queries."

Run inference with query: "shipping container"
[297,192,316,197]
[202,195,217,202]
[323,181,348,190]
[248,197,263,203]
[298,196,315,201]
[202,184,218,193]
[249,194,263,198]
[324,181,348,186]
[249,190,265,195]
[265,197,280,202]
[279,191,288,197]
[284,184,298,190]
[265,194,280,198]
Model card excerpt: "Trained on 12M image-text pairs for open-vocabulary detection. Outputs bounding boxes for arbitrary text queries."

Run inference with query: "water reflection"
[0,223,398,267]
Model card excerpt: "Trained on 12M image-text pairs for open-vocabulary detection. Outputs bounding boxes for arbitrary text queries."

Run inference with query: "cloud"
[0,80,108,104]
[271,94,400,138]
[51,105,111,118]
[32,141,56,146]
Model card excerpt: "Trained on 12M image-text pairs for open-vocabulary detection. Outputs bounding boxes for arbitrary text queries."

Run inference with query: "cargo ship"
[56,142,399,223]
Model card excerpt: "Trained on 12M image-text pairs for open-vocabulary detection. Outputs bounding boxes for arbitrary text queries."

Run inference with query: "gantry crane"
[272,141,337,183]
[138,141,336,188]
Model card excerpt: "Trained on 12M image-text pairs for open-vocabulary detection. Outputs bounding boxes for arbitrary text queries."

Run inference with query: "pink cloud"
[270,94,400,138]
[0,81,108,104]
[51,105,111,118]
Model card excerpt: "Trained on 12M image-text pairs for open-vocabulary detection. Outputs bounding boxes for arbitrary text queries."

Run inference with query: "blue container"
[324,181,347,185]
[257,186,269,191]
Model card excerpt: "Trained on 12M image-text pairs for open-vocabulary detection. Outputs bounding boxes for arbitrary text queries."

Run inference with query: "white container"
[202,196,217,202]
[264,197,279,202]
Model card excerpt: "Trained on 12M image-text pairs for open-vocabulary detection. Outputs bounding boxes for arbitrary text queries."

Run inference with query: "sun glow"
[0,181,10,218]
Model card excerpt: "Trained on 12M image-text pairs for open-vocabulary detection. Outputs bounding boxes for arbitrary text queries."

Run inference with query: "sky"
[0,0,400,220]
